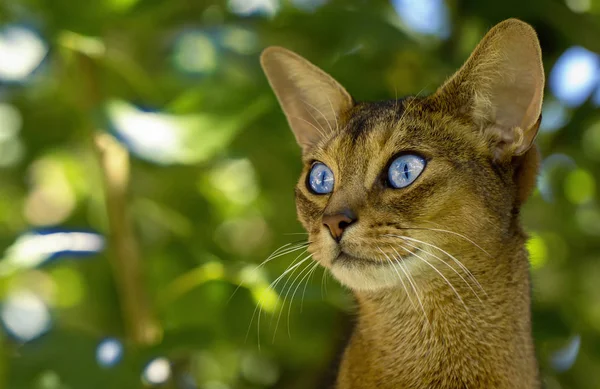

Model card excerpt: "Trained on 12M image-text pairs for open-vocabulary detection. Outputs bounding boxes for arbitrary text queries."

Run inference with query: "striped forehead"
[344,99,406,142]
[318,99,409,186]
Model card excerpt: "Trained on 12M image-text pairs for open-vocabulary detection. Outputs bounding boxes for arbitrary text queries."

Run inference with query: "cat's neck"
[336,242,539,389]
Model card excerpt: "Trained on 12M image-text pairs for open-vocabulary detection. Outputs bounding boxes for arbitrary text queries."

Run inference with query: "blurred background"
[0,0,599,388]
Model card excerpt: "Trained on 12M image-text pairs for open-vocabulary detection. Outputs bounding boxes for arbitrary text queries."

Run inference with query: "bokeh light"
[291,0,328,12]
[565,0,591,13]
[106,0,140,12]
[1,289,51,342]
[537,154,577,202]
[0,102,25,167]
[208,159,259,206]
[108,101,184,165]
[215,216,270,255]
[0,137,25,167]
[526,233,548,269]
[36,370,63,389]
[172,30,218,75]
[250,284,280,314]
[0,230,105,276]
[551,335,581,372]
[0,103,22,141]
[540,99,571,133]
[24,157,78,226]
[96,338,124,368]
[142,357,171,385]
[218,27,258,55]
[106,99,268,165]
[593,84,600,106]
[392,0,451,39]
[550,46,600,107]
[227,0,279,17]
[57,31,105,57]
[236,264,268,286]
[0,25,48,83]
[564,169,595,205]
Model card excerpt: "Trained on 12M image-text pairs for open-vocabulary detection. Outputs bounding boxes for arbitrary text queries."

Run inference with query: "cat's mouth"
[332,251,387,267]
[331,245,419,268]
[328,247,421,291]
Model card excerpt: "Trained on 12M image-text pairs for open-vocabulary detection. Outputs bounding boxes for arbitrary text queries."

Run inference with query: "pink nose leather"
[323,211,356,241]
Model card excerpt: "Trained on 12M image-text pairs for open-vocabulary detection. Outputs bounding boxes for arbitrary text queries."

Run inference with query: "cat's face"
[294,99,520,290]
[262,19,544,291]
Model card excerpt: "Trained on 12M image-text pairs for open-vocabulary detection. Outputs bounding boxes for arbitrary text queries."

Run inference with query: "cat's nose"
[323,209,357,242]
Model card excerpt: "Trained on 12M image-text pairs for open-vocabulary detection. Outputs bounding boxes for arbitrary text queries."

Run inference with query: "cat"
[260,19,543,389]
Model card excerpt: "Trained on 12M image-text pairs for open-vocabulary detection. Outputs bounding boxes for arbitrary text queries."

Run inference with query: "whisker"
[267,251,310,329]
[385,234,487,297]
[246,251,309,350]
[320,267,327,299]
[269,244,310,259]
[399,240,482,303]
[377,246,419,315]
[264,253,310,337]
[229,241,308,304]
[264,253,311,344]
[259,241,310,269]
[393,245,472,318]
[250,253,307,349]
[287,261,320,337]
[403,235,487,297]
[321,267,330,299]
[388,246,431,330]
[261,245,308,266]
[401,225,491,257]
[301,261,320,312]
[272,255,314,342]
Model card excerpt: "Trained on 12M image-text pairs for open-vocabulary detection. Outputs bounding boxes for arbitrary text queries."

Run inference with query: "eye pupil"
[387,154,425,189]
[308,162,334,194]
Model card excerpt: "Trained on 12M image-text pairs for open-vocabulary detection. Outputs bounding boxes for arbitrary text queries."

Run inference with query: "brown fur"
[261,19,544,388]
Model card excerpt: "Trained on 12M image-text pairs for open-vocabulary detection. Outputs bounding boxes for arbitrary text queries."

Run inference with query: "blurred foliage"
[0,0,600,388]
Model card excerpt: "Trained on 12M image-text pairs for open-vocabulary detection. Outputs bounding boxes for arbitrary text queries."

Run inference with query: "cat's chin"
[329,252,411,292]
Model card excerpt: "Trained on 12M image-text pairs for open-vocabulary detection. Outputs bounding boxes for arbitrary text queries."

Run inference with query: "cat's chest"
[337,316,525,389]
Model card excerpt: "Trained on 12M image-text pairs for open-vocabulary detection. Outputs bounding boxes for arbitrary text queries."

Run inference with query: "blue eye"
[308,162,334,194]
[388,154,426,189]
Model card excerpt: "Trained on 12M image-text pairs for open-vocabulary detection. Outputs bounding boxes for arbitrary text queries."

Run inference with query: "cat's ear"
[435,19,544,160]
[260,46,353,152]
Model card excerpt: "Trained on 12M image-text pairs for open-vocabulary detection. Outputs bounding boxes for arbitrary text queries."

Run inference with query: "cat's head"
[261,19,544,291]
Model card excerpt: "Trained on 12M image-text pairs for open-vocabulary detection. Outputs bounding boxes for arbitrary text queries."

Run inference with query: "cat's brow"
[344,99,407,141]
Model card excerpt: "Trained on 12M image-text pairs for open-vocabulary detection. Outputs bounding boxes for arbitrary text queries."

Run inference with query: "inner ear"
[435,19,545,160]
[260,47,354,152]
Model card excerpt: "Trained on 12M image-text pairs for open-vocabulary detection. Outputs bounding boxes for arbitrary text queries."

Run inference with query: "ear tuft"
[260,46,353,152]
